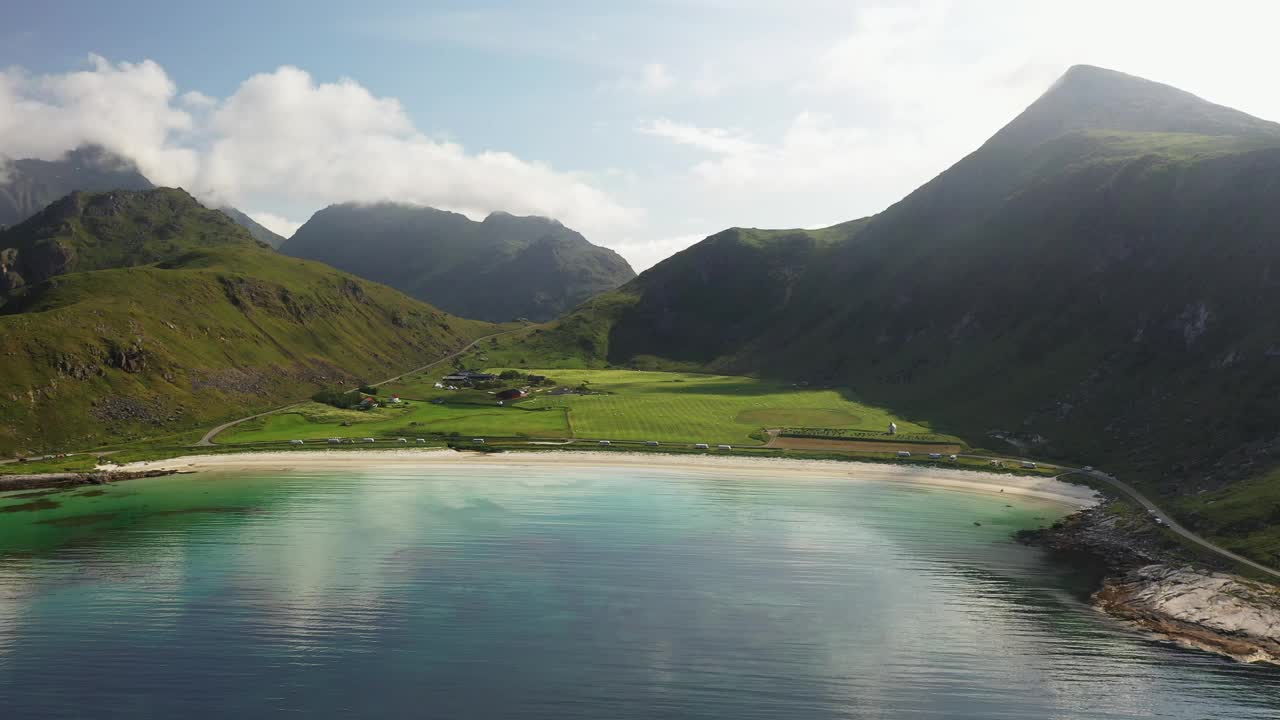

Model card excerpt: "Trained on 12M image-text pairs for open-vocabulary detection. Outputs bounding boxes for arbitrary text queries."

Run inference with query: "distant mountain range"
[509,66,1280,561]
[0,146,154,229]
[1,147,632,320]
[281,203,635,322]
[216,206,287,248]
[0,188,493,453]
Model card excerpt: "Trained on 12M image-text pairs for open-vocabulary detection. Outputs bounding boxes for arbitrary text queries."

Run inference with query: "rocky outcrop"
[0,468,180,492]
[1021,507,1280,664]
[1097,565,1280,663]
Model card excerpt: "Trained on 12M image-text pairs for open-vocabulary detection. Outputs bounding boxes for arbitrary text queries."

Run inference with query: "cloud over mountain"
[0,55,636,239]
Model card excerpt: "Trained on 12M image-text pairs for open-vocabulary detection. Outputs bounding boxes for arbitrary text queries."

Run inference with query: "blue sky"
[3,1,1279,269]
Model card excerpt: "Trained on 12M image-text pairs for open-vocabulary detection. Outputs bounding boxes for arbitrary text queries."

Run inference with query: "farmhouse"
[495,388,528,402]
[442,369,498,385]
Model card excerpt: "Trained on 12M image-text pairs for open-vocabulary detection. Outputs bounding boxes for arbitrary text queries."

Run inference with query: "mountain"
[507,65,1280,562]
[280,203,635,322]
[0,146,288,249]
[0,188,493,454]
[0,146,154,229]
[218,206,288,248]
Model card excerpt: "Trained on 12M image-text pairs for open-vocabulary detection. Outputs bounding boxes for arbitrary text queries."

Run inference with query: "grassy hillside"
[491,66,1280,565]
[0,189,495,455]
[281,203,635,322]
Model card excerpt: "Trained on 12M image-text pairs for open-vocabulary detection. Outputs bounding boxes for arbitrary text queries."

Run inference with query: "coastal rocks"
[1023,507,1280,665]
[1097,565,1280,663]
[0,468,180,492]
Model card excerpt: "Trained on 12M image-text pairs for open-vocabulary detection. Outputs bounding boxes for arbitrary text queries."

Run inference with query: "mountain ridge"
[281,202,635,322]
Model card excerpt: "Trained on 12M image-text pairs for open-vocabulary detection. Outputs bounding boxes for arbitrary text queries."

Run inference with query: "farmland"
[377,368,945,446]
[220,399,569,443]
[223,368,962,449]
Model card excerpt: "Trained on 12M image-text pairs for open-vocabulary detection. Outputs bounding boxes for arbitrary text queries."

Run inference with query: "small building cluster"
[441,369,499,386]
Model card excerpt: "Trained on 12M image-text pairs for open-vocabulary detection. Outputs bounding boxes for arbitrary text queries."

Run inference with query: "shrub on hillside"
[313,388,362,409]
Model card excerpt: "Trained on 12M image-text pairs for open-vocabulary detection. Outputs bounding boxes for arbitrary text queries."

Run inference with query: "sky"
[2,0,1278,270]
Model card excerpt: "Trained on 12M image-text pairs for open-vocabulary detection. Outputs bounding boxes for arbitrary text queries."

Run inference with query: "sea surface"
[0,464,1278,719]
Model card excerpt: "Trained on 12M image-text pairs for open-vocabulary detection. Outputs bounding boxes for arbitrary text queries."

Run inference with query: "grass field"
[381,368,946,447]
[221,400,569,443]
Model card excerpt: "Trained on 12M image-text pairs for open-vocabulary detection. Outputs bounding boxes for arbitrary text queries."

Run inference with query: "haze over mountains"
[510,66,1280,556]
[281,203,635,322]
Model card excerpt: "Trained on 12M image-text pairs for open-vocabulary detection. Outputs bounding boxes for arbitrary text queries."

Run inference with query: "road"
[1074,468,1280,581]
[195,327,525,447]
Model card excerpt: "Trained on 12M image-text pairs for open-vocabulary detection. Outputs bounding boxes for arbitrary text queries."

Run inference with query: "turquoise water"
[1,464,1278,719]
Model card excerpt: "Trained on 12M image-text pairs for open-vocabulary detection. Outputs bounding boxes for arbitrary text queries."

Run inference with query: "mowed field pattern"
[228,369,936,447]
[510,369,931,446]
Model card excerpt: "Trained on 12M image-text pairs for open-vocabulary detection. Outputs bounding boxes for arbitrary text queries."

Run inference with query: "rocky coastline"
[0,468,182,492]
[1020,507,1280,664]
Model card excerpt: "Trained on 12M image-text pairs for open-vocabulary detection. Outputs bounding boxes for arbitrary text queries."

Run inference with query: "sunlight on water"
[0,466,1278,719]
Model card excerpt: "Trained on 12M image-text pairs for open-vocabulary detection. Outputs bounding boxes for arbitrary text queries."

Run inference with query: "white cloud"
[0,56,637,242]
[246,211,304,239]
[0,54,199,186]
[640,119,759,156]
[197,66,638,237]
[641,112,944,193]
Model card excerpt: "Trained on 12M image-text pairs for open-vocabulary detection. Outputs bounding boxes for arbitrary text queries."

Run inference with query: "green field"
[221,400,569,443]
[382,368,941,446]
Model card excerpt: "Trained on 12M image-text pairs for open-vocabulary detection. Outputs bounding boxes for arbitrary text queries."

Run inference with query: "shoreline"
[1024,507,1280,666]
[103,448,1101,510]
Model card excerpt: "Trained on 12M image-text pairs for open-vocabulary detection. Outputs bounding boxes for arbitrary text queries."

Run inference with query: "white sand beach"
[113,449,1102,510]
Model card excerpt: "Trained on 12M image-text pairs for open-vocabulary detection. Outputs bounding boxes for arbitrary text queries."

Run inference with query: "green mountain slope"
[281,203,635,322]
[218,206,288,248]
[504,66,1280,562]
[0,189,494,454]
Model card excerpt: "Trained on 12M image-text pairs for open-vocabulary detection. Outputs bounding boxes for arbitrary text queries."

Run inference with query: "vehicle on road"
[896,451,911,458]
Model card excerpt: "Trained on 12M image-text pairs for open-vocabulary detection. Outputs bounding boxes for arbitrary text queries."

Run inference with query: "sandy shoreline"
[113,449,1101,510]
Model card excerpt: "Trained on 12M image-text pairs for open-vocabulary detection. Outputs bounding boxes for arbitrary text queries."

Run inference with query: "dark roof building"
[442,369,498,383]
